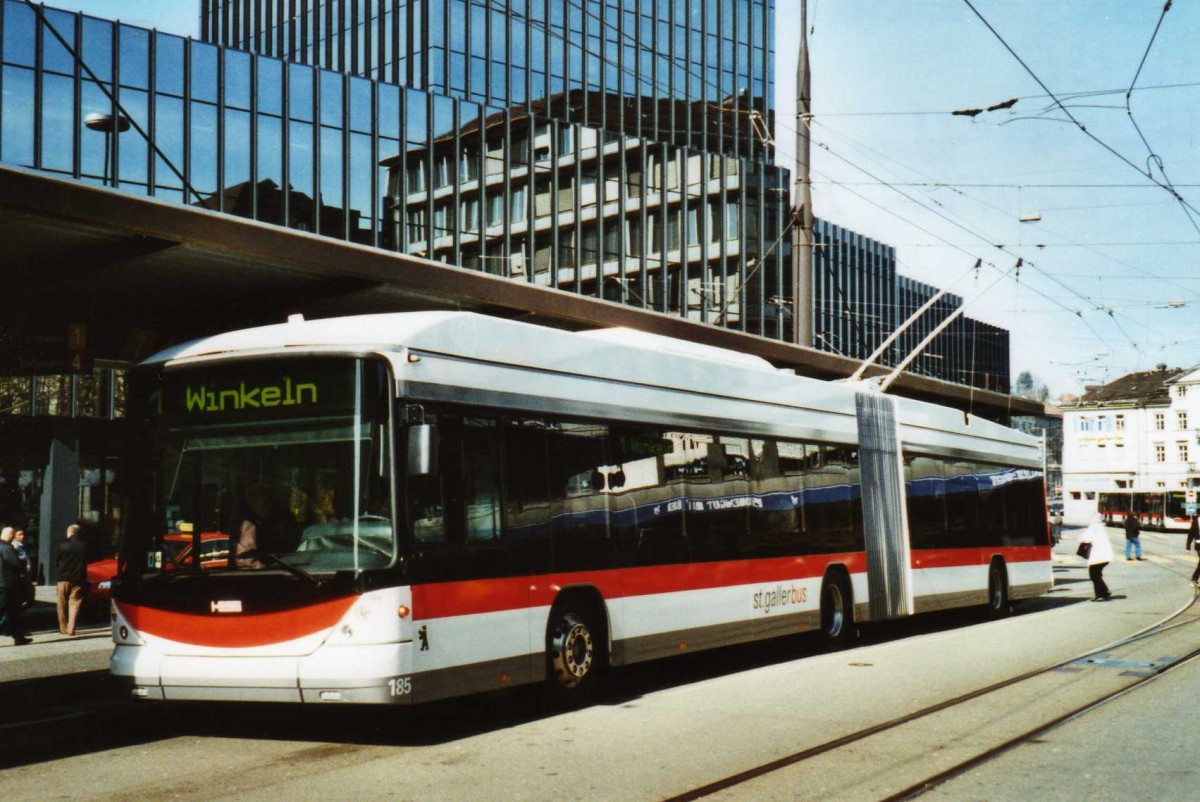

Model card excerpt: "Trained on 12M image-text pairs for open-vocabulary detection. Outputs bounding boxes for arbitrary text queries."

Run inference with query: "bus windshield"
[124,357,394,577]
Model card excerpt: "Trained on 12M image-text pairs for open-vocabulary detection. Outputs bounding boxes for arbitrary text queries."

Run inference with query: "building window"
[1179,442,1189,462]
[486,192,504,227]
[1156,443,1166,462]
[1071,491,1082,500]
[510,187,526,223]
[1180,411,1189,430]
[1116,480,1128,488]
[1156,413,1165,430]
[1097,415,1106,432]
[1180,386,1188,398]
[406,208,426,243]
[1115,415,1125,431]
[461,198,479,233]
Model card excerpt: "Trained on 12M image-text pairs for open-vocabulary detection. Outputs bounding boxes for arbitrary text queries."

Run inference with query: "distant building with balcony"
[1059,364,1200,522]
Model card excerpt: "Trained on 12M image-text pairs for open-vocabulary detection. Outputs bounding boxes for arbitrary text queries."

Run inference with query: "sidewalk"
[0,585,112,685]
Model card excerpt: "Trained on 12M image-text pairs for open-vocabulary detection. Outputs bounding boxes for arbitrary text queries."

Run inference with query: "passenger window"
[462,418,502,542]
[747,438,802,557]
[549,421,610,570]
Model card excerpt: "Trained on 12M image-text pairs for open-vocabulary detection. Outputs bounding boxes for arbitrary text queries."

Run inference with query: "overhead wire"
[960,0,1200,226]
[1120,1,1200,237]
[810,79,1200,118]
[546,0,1176,302]
[520,1,1168,370]
[806,115,1200,302]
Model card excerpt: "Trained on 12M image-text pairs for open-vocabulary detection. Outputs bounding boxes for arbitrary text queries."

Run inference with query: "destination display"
[138,358,365,424]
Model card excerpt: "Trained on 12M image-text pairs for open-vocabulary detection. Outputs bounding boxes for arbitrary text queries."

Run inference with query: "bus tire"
[546,603,601,702]
[987,560,1010,617]
[820,571,855,649]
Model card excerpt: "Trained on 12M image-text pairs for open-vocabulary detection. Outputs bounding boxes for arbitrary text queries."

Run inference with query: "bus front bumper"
[112,642,414,704]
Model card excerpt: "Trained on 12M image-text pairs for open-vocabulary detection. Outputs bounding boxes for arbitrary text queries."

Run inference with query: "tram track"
[664,593,1200,801]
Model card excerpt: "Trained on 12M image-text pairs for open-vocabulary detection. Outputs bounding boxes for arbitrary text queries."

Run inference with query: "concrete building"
[1059,365,1200,523]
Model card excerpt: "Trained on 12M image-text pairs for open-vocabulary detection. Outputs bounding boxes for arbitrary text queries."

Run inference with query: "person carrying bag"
[1078,514,1113,601]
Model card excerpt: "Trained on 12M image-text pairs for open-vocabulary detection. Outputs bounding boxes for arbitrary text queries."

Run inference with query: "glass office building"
[0,0,1003,371]
[813,219,1011,394]
[0,0,792,340]
[0,0,787,561]
[200,1,775,162]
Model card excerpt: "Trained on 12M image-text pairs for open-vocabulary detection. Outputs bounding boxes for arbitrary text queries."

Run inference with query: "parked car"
[86,532,230,608]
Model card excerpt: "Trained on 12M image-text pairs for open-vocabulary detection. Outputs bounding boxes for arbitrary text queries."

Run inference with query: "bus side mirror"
[406,423,438,477]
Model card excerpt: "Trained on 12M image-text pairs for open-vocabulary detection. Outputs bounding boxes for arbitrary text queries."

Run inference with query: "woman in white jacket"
[1078,514,1114,601]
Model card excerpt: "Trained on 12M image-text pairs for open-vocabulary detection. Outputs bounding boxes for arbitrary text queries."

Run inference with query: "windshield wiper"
[243,550,326,591]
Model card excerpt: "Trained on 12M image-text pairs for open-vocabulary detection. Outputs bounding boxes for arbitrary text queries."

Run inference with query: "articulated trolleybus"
[111,312,1051,705]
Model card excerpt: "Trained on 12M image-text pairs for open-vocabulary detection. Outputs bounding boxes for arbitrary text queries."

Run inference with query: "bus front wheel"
[547,606,599,700]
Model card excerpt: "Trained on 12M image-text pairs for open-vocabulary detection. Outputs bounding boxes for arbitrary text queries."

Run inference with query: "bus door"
[405,415,535,702]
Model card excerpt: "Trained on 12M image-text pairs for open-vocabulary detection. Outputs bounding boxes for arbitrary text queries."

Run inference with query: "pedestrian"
[1123,511,1143,561]
[12,528,33,609]
[1186,515,1200,589]
[1078,514,1114,601]
[0,526,31,645]
[55,523,87,636]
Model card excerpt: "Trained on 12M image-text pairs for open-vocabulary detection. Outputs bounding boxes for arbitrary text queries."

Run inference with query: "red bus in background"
[1097,491,1189,532]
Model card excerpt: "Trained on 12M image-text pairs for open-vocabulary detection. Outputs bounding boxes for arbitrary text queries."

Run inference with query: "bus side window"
[461,418,502,542]
[407,414,448,545]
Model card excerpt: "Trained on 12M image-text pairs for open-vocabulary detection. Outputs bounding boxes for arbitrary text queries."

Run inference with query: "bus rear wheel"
[820,573,855,649]
[987,561,1010,617]
[547,606,599,701]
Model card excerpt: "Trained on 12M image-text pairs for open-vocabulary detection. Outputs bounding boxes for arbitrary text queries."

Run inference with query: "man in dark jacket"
[0,526,31,645]
[56,523,87,636]
[1124,513,1143,561]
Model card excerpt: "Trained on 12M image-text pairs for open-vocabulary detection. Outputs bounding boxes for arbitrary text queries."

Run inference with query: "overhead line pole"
[793,0,814,347]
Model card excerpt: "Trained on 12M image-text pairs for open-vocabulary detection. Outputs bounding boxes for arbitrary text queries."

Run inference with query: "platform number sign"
[66,322,91,374]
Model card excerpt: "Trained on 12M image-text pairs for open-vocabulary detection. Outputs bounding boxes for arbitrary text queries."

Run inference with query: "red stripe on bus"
[411,546,1048,620]
[911,545,1049,570]
[413,553,869,620]
[117,596,356,648]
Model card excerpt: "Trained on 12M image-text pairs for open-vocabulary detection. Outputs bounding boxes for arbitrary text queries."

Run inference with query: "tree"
[1014,370,1050,402]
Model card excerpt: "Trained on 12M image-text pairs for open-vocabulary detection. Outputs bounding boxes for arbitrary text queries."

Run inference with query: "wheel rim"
[989,567,1003,609]
[824,584,845,638]
[550,614,593,688]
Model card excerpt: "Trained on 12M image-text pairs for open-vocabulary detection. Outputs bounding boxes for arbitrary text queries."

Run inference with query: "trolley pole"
[793,0,814,347]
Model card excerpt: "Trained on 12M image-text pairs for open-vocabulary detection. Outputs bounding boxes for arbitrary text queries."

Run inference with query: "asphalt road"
[2,526,1197,801]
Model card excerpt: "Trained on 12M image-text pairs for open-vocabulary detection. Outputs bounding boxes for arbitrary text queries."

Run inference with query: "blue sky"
[47,1,1200,397]
[776,1,1200,396]
[47,0,198,35]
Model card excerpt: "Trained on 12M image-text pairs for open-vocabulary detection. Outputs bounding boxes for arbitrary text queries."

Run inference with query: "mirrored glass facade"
[0,1,1004,376]
[0,0,792,340]
[814,219,1011,394]
[202,1,775,163]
